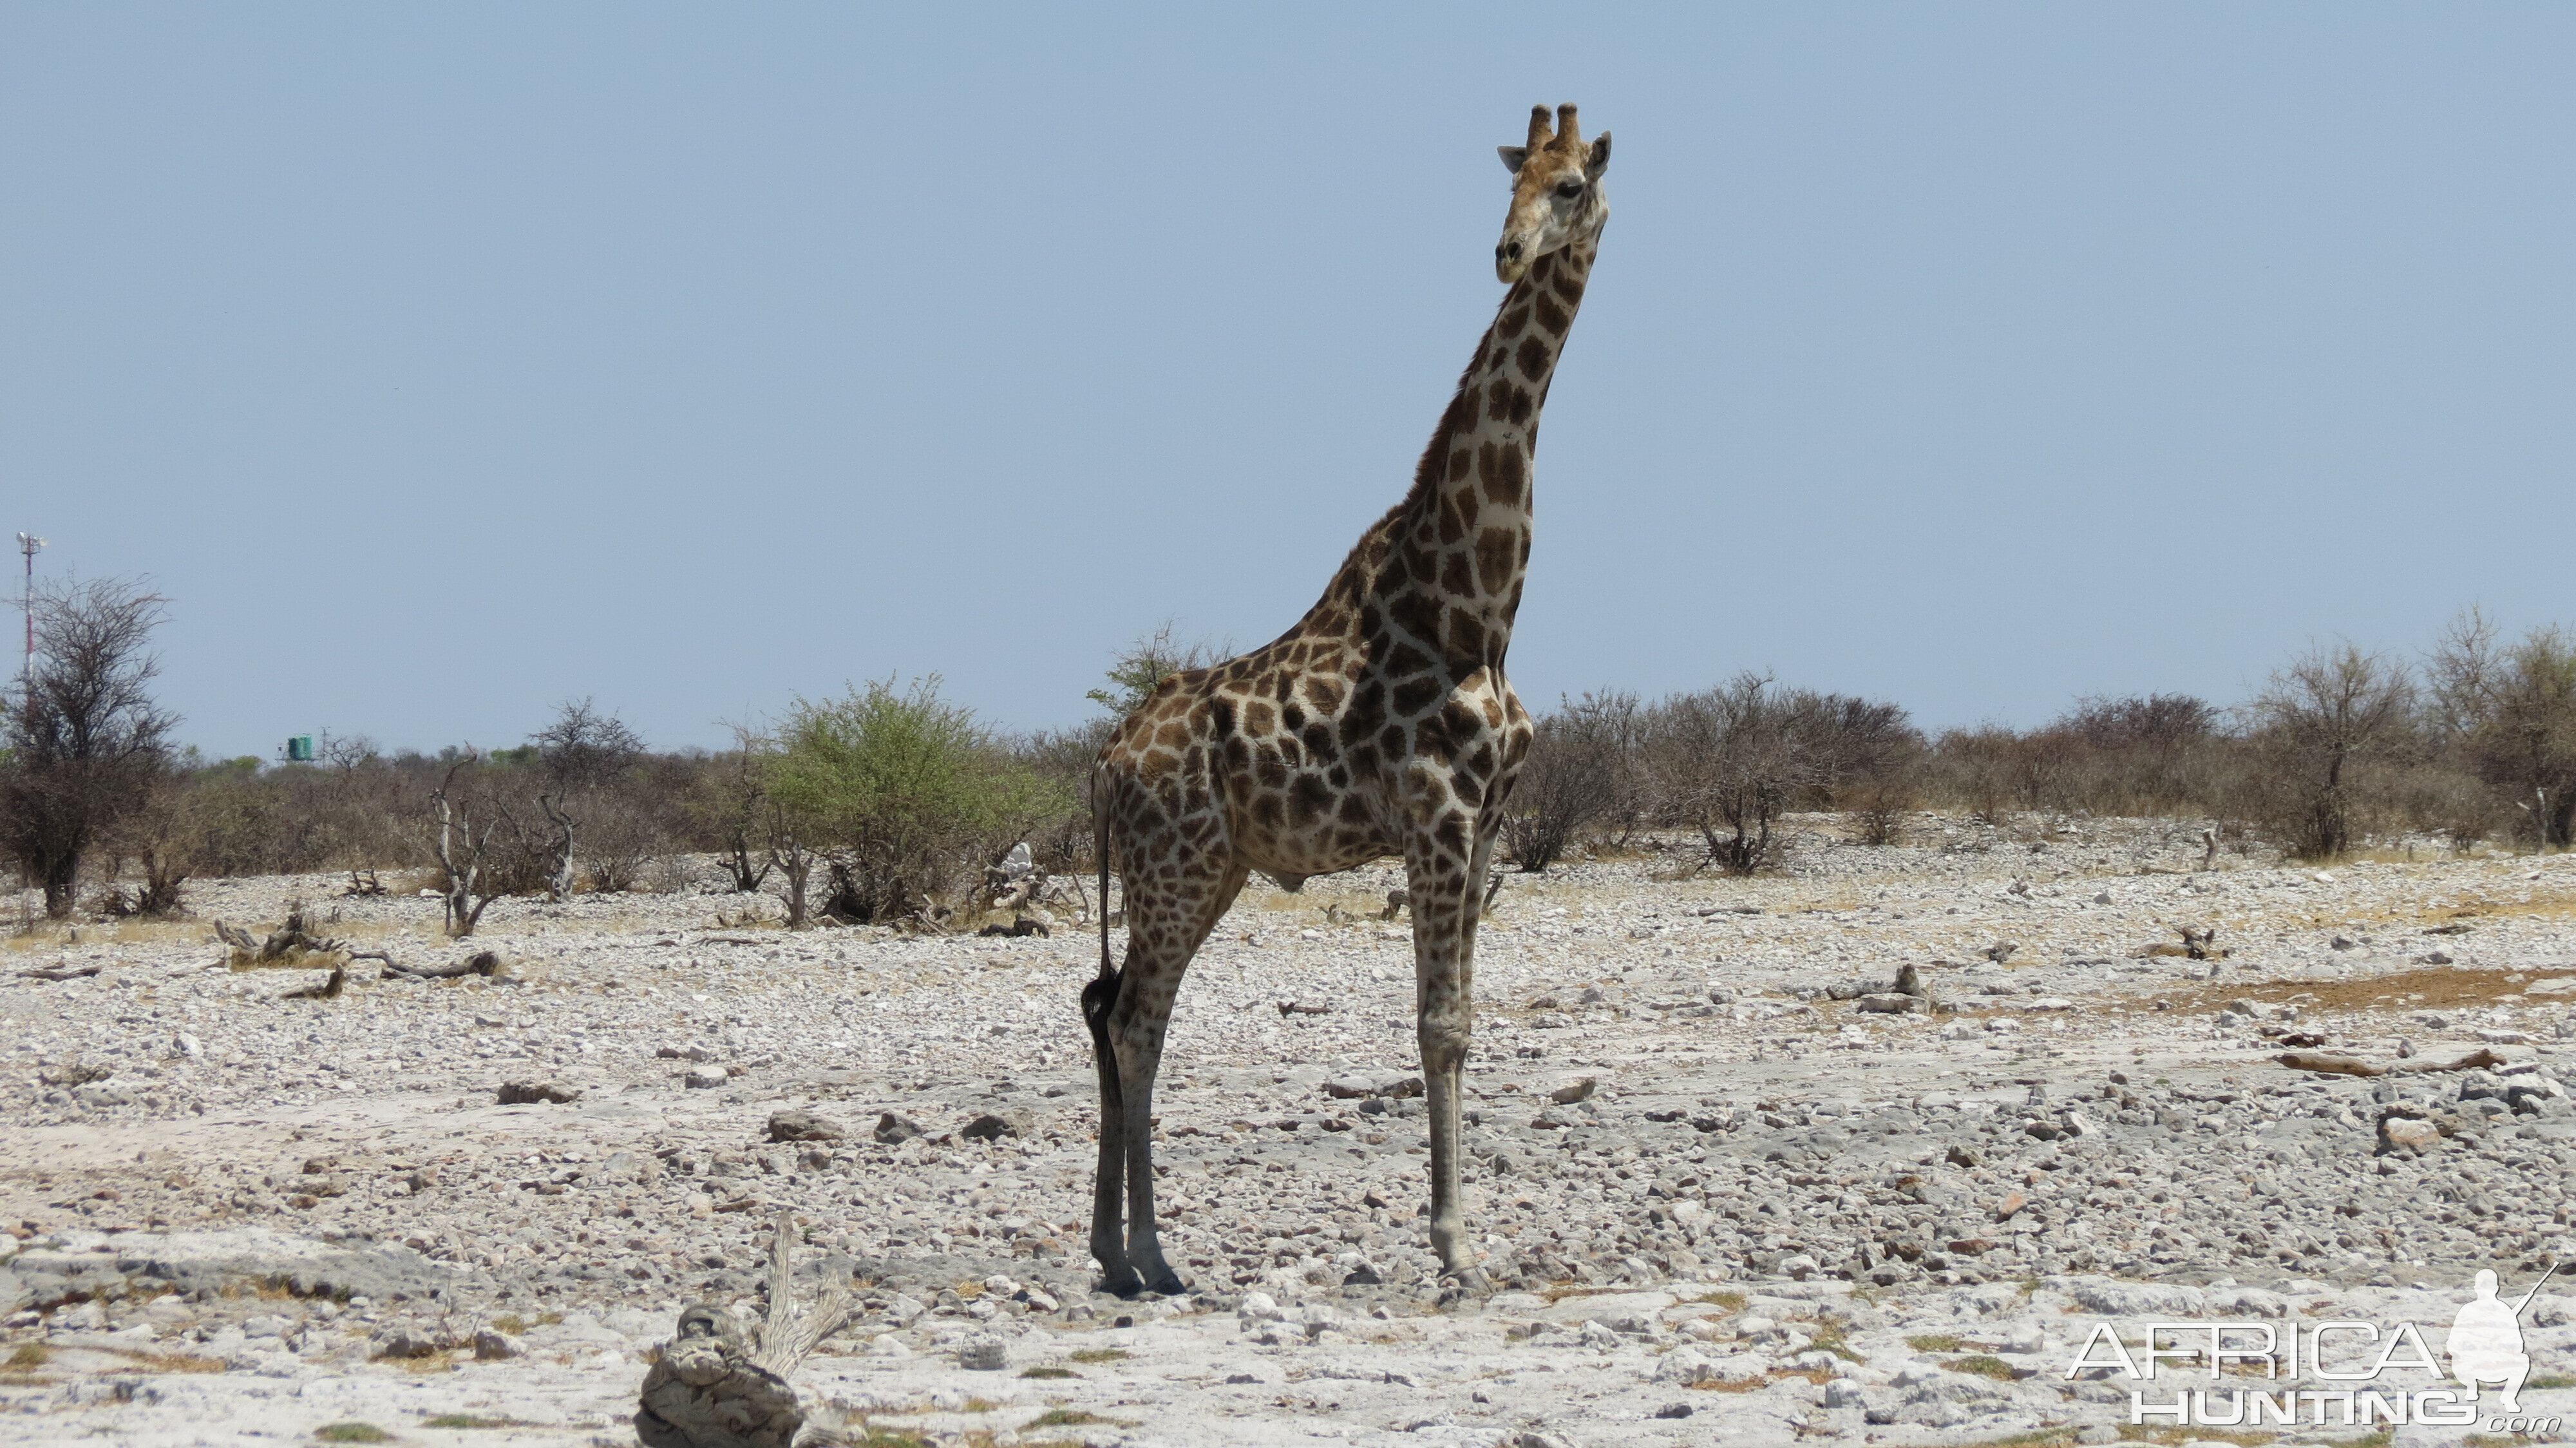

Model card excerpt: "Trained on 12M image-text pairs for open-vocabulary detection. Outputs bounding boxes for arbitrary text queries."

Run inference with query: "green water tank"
[287,735,314,762]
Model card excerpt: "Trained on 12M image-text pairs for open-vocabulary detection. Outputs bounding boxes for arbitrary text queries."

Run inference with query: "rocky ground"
[4,815,2574,1447]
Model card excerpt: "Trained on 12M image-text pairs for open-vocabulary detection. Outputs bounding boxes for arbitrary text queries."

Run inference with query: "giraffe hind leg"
[1082,969,1141,1296]
[1104,860,1246,1297]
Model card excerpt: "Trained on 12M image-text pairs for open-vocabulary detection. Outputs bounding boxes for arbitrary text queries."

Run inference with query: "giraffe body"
[1085,106,1609,1298]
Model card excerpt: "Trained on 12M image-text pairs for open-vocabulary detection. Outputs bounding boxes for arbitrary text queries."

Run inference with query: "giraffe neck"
[1378,233,1599,671]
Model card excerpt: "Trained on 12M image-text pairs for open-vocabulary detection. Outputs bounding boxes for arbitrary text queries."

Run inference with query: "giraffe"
[1083,104,1611,1299]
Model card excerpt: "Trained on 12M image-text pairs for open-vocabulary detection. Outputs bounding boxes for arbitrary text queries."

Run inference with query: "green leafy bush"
[764,677,1067,924]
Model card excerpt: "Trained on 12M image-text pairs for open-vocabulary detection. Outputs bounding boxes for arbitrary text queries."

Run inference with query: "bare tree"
[533,698,645,792]
[2243,643,2418,859]
[426,755,504,937]
[516,700,650,892]
[2429,611,2576,850]
[0,578,178,917]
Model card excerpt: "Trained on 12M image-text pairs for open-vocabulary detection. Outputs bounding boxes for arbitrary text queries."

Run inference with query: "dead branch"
[214,902,352,967]
[281,966,345,1000]
[751,1208,849,1377]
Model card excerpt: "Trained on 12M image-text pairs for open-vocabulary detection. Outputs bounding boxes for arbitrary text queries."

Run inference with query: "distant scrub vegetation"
[4,584,2570,928]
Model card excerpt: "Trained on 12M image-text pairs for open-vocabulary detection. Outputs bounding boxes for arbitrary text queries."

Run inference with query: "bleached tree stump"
[634,1210,849,1448]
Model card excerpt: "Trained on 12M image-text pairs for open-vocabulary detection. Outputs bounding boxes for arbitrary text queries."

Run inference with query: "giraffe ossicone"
[1083,104,1610,1300]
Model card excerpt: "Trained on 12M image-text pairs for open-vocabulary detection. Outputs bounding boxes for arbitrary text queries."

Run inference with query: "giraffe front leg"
[1082,971,1140,1296]
[1406,831,1487,1300]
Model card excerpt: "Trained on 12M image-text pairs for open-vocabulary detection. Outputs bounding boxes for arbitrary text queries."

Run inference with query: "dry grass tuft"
[103,1347,228,1373]
[2145,965,2545,1016]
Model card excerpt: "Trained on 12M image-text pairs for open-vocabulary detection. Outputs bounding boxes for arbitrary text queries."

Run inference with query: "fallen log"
[382,949,502,980]
[2396,1047,2510,1074]
[18,964,103,982]
[2273,1051,2385,1077]
[2277,1045,2511,1078]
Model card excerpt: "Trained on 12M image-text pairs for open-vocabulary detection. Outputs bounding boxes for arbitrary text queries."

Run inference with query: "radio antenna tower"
[15,533,43,709]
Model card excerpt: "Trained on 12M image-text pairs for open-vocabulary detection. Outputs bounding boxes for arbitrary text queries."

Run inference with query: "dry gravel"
[5,815,2575,1446]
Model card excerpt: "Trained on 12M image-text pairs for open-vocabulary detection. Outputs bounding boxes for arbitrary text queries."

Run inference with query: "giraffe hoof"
[1144,1272,1188,1297]
[1434,1268,1492,1309]
[1096,1267,1144,1298]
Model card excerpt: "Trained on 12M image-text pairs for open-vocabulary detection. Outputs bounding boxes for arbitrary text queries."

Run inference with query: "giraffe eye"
[1554,181,1584,199]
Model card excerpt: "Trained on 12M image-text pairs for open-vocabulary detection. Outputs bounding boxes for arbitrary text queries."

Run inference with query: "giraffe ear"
[1584,133,1611,180]
[1497,145,1529,175]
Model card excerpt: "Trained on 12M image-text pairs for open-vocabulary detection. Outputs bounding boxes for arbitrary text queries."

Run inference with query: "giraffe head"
[1495,103,1610,283]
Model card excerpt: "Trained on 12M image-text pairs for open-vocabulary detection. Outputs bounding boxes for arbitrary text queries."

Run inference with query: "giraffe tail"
[1092,780,1114,984]
[1083,779,1119,1062]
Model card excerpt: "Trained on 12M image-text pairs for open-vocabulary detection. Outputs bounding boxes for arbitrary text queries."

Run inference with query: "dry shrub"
[1642,675,1919,873]
[1501,691,1636,872]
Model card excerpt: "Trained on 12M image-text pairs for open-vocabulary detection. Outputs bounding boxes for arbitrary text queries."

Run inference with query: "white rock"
[1653,1348,1714,1383]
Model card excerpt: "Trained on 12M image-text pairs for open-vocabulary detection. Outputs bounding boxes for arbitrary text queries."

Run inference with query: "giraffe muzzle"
[1495,238,1531,283]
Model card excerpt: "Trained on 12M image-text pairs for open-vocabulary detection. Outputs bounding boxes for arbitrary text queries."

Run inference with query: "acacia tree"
[1086,624,1218,718]
[0,579,178,917]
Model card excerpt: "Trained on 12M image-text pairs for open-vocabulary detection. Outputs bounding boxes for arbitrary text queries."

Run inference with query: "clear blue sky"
[6,5,2571,759]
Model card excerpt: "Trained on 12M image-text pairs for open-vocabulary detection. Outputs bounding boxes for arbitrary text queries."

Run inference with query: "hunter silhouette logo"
[2450,1264,2555,1413]
[2063,1262,2562,1434]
